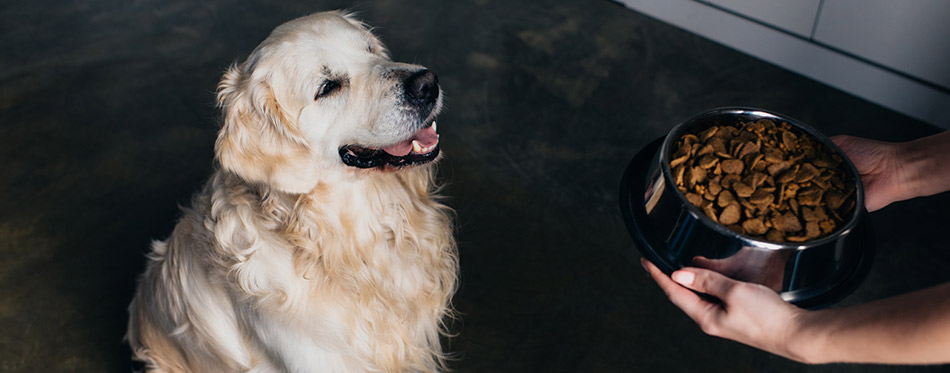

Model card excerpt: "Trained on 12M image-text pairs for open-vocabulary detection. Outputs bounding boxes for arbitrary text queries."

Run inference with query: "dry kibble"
[772,212,803,233]
[767,161,792,176]
[749,189,775,205]
[696,144,715,157]
[671,119,855,242]
[764,148,784,163]
[796,163,820,183]
[751,171,768,187]
[733,182,754,198]
[699,126,719,141]
[703,202,719,223]
[687,166,707,189]
[721,159,745,174]
[720,174,740,189]
[698,154,719,169]
[685,193,704,207]
[824,190,847,210]
[717,190,736,208]
[738,141,759,158]
[782,130,798,151]
[797,187,823,206]
[708,176,723,196]
[742,218,769,235]
[776,168,798,184]
[719,204,741,225]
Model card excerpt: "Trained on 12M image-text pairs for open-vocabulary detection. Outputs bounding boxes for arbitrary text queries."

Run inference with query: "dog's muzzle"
[339,69,442,169]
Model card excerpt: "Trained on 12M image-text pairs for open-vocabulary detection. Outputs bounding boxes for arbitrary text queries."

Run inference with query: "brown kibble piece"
[685,192,703,207]
[742,218,769,235]
[795,163,820,183]
[696,144,715,157]
[767,161,792,176]
[752,171,768,187]
[801,206,827,222]
[703,185,717,201]
[764,148,784,163]
[788,199,800,216]
[681,134,699,145]
[721,159,745,174]
[749,189,774,205]
[708,137,727,154]
[738,141,759,158]
[733,182,754,198]
[670,152,689,168]
[824,190,847,210]
[708,176,723,196]
[797,187,824,206]
[806,221,820,238]
[771,212,803,233]
[687,166,707,189]
[720,174,740,189]
[698,126,719,142]
[739,198,756,213]
[673,164,686,187]
[747,154,765,172]
[703,203,718,223]
[776,167,799,184]
[698,154,719,169]
[788,222,821,242]
[717,190,736,208]
[819,219,836,234]
[766,229,785,242]
[719,203,741,225]
[782,130,798,151]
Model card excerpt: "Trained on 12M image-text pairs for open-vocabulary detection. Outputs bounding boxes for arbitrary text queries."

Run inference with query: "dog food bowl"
[619,107,874,308]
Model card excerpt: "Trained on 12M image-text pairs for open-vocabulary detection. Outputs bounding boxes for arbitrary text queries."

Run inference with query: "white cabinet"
[615,0,950,128]
[700,0,821,38]
[814,0,950,89]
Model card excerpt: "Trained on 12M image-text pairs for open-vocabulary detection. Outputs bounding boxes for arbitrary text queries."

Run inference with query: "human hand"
[642,258,812,362]
[830,135,905,211]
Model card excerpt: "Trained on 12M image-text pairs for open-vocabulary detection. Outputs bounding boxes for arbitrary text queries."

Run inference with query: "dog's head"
[215,11,442,194]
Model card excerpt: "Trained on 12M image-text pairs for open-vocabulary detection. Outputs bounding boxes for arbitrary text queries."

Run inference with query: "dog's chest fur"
[186,170,455,371]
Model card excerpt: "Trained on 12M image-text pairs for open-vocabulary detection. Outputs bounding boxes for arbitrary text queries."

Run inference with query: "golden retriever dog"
[127,11,457,372]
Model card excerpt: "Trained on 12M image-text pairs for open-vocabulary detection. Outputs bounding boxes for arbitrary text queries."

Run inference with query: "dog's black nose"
[404,69,439,104]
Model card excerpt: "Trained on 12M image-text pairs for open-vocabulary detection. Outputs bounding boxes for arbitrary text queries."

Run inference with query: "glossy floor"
[2,0,948,371]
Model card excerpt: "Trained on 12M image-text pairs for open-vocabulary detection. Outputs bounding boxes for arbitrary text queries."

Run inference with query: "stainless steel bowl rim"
[657,107,866,251]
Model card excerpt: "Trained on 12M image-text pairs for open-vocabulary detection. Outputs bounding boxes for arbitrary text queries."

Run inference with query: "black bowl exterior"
[624,108,874,308]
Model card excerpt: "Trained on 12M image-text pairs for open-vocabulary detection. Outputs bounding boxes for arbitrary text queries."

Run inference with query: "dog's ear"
[215,64,320,194]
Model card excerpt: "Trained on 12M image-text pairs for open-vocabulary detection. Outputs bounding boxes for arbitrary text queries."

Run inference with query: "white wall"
[615,0,950,129]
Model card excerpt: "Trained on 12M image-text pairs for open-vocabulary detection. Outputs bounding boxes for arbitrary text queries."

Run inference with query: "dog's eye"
[315,80,341,99]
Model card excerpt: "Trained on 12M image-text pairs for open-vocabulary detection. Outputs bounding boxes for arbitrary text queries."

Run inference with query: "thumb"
[672,267,741,301]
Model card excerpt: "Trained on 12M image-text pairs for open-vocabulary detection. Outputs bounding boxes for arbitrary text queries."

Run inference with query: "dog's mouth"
[339,122,440,169]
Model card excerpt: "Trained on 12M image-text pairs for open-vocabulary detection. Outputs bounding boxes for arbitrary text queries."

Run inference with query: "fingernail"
[672,271,695,286]
[640,258,648,271]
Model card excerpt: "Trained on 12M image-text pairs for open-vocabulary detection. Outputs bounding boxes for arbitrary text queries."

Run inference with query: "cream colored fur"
[127,11,457,372]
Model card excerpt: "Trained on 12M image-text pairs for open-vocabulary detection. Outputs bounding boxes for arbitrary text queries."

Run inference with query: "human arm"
[832,131,950,211]
[643,258,950,364]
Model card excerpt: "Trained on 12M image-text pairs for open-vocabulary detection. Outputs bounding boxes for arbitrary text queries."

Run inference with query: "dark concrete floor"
[2,0,949,371]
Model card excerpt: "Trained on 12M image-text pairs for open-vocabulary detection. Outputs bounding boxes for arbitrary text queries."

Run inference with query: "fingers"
[672,266,740,301]
[642,259,721,325]
[642,259,699,304]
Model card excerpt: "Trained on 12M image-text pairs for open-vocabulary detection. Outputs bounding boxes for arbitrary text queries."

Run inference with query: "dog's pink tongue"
[382,126,439,156]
